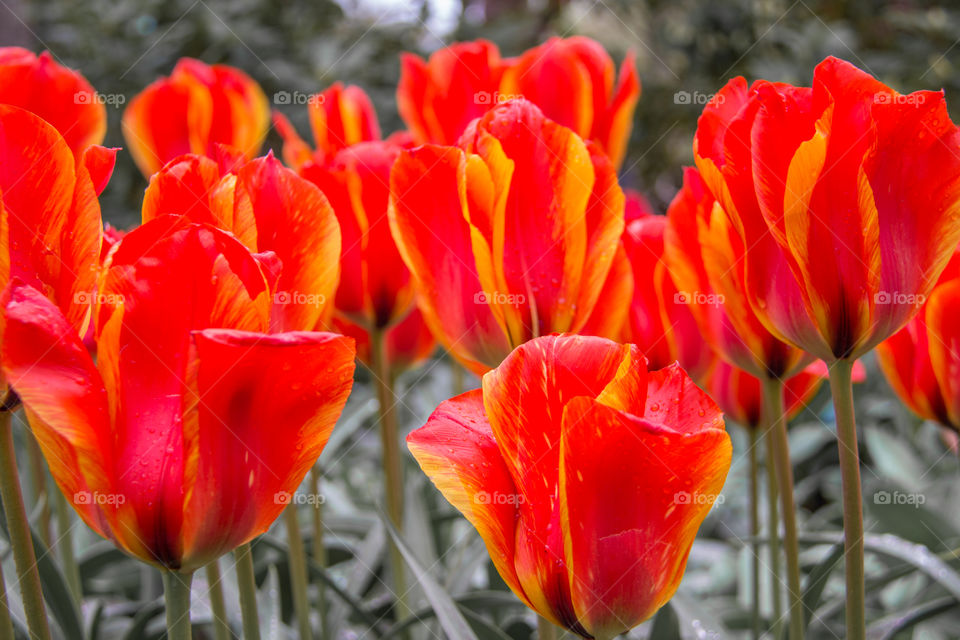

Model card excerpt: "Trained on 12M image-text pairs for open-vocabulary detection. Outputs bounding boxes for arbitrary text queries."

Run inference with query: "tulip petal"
[180,329,354,569]
[406,390,530,607]
[559,396,732,637]
[389,145,511,372]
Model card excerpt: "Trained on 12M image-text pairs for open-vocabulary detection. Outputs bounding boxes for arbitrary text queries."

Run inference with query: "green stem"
[25,435,50,549]
[537,615,558,640]
[284,505,313,640]
[0,552,14,640]
[0,407,51,640]
[763,425,783,638]
[748,428,760,640]
[828,358,864,640]
[308,467,328,640]
[762,377,804,640]
[54,489,82,604]
[370,329,411,624]
[451,357,464,396]
[204,560,230,640]
[234,543,260,640]
[162,571,194,640]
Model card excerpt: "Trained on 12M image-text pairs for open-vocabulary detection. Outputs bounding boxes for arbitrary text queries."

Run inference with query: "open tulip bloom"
[408,334,732,639]
[692,56,960,639]
[1,216,355,634]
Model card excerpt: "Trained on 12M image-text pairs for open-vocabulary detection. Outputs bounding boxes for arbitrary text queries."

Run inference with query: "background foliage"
[4,0,960,638]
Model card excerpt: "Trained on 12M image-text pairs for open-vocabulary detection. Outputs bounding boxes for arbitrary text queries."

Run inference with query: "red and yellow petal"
[180,329,354,570]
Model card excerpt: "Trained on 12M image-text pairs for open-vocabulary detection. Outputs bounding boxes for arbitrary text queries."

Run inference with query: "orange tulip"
[397,39,504,146]
[664,167,811,379]
[300,141,413,330]
[877,249,960,432]
[694,57,960,362]
[273,82,381,171]
[333,308,436,375]
[141,150,341,331]
[618,211,711,377]
[500,36,639,169]
[123,58,269,177]
[0,104,115,338]
[407,334,731,639]
[1,217,355,571]
[0,48,106,156]
[389,100,627,373]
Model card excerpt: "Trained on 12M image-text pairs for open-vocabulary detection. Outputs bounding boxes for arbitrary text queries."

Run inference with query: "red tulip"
[0,48,106,156]
[141,150,341,331]
[618,211,711,378]
[877,250,960,431]
[123,58,269,177]
[300,141,413,330]
[407,334,731,638]
[333,308,436,375]
[397,39,503,146]
[0,104,115,337]
[624,188,655,221]
[389,100,627,373]
[1,217,355,571]
[664,167,810,379]
[273,82,381,170]
[694,57,960,362]
[500,36,639,169]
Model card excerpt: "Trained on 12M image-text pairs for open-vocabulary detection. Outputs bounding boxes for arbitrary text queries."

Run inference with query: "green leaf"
[380,511,480,640]
[379,592,526,639]
[867,595,955,640]
[802,542,844,627]
[121,600,164,640]
[649,602,682,640]
[28,522,84,639]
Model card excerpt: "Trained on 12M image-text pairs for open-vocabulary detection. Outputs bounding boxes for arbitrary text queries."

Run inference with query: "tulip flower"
[619,211,711,378]
[0,103,115,640]
[273,82,381,170]
[123,58,269,177]
[624,188,655,221]
[0,48,106,156]
[332,308,436,375]
[407,334,732,639]
[693,57,960,640]
[500,36,639,169]
[877,250,960,433]
[390,99,627,374]
[397,39,504,146]
[664,166,812,637]
[141,150,341,331]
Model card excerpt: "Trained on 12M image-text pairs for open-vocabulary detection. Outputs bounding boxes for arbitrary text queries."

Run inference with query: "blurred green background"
[5,0,960,228]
